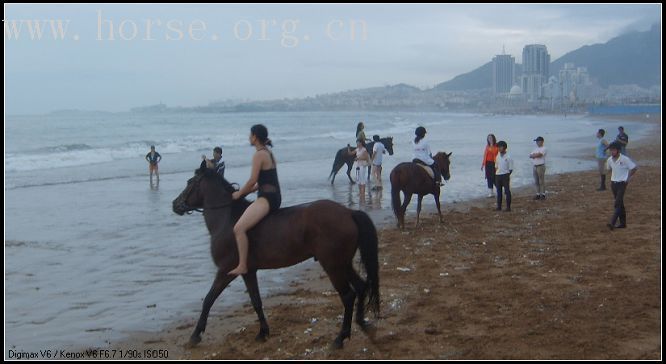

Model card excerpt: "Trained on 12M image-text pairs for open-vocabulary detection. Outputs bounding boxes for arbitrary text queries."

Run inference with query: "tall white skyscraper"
[521,44,550,101]
[492,54,515,96]
[558,63,592,101]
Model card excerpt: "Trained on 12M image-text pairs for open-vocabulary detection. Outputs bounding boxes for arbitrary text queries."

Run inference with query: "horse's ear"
[448,152,453,157]
[197,160,207,173]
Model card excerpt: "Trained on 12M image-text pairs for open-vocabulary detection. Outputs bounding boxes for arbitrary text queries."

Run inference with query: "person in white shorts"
[355,139,370,203]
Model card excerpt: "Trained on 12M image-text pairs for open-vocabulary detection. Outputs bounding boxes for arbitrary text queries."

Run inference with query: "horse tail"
[390,169,402,219]
[351,210,380,316]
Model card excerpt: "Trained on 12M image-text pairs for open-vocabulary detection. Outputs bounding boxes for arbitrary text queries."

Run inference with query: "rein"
[177,176,239,214]
[187,201,233,214]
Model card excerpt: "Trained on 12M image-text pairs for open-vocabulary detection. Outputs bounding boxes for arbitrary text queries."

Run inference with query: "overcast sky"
[5,3,661,114]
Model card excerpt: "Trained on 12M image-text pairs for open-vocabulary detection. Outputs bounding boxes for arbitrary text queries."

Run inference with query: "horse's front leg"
[416,195,424,228]
[241,270,270,342]
[188,270,235,347]
[434,189,443,223]
[400,192,413,230]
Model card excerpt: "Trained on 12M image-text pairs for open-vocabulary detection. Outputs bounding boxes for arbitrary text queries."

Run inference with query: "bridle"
[174,174,235,215]
[434,153,451,184]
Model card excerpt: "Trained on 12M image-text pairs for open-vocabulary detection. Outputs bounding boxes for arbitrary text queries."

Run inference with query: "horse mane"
[197,165,251,219]
[198,166,238,194]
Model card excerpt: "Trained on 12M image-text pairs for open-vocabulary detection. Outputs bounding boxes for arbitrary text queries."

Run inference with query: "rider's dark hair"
[373,135,380,141]
[251,124,273,147]
[214,146,222,154]
[598,129,605,137]
[414,126,426,144]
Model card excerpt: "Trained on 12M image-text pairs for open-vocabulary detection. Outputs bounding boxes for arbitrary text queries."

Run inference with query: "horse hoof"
[357,320,370,331]
[358,321,377,337]
[255,333,268,342]
[330,339,344,350]
[186,335,201,348]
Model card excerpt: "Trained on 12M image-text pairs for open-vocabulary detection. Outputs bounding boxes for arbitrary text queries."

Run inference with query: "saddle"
[415,162,435,180]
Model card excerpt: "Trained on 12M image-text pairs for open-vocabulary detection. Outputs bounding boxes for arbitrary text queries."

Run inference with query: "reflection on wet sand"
[329,181,384,211]
[150,179,160,191]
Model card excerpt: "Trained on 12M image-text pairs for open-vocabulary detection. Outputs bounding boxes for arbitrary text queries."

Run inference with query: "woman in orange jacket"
[481,134,498,197]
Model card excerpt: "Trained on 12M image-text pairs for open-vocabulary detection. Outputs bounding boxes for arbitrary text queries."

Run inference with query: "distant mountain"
[551,23,661,87]
[433,62,524,91]
[433,62,492,91]
[326,83,423,98]
[433,23,661,90]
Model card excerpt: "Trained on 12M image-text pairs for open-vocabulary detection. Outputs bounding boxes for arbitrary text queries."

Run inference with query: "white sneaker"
[487,190,494,198]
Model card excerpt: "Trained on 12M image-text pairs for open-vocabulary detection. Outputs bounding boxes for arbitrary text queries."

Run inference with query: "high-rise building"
[492,54,515,96]
[520,44,550,101]
[558,62,592,102]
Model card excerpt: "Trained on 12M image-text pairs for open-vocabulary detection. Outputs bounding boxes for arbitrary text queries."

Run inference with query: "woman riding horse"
[172,166,380,349]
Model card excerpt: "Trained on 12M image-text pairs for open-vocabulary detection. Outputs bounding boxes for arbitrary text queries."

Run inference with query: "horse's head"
[381,137,394,155]
[434,152,452,181]
[172,166,236,215]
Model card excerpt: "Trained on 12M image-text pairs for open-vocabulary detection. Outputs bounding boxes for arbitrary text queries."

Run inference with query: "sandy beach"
[113,114,661,360]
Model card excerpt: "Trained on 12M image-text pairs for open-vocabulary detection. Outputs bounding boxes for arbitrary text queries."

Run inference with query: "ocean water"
[5,111,652,353]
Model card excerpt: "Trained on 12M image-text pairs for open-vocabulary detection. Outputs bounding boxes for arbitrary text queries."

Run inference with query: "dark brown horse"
[389,152,452,230]
[329,137,394,184]
[172,166,380,349]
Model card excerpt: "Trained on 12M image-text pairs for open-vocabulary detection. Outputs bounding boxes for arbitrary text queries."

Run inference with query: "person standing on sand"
[529,136,547,200]
[371,135,386,190]
[595,129,610,191]
[145,145,161,183]
[355,139,371,202]
[495,141,513,212]
[615,126,629,155]
[481,134,499,198]
[605,141,638,230]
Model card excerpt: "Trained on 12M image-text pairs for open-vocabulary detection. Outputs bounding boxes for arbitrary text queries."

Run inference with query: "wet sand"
[112,114,661,360]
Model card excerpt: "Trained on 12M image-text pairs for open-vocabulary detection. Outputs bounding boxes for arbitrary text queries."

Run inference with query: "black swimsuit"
[257,149,281,213]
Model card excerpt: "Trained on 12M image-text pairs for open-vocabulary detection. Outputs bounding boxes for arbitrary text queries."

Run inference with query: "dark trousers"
[495,174,511,209]
[611,181,627,226]
[485,161,496,189]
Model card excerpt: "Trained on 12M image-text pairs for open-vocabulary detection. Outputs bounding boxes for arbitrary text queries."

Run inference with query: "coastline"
[110,114,661,359]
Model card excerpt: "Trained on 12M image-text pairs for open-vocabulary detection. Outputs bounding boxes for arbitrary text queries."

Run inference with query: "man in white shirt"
[529,136,547,200]
[494,140,514,212]
[371,135,386,190]
[605,142,638,230]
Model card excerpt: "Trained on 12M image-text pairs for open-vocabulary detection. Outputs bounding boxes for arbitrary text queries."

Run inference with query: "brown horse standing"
[172,166,380,349]
[390,152,452,229]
